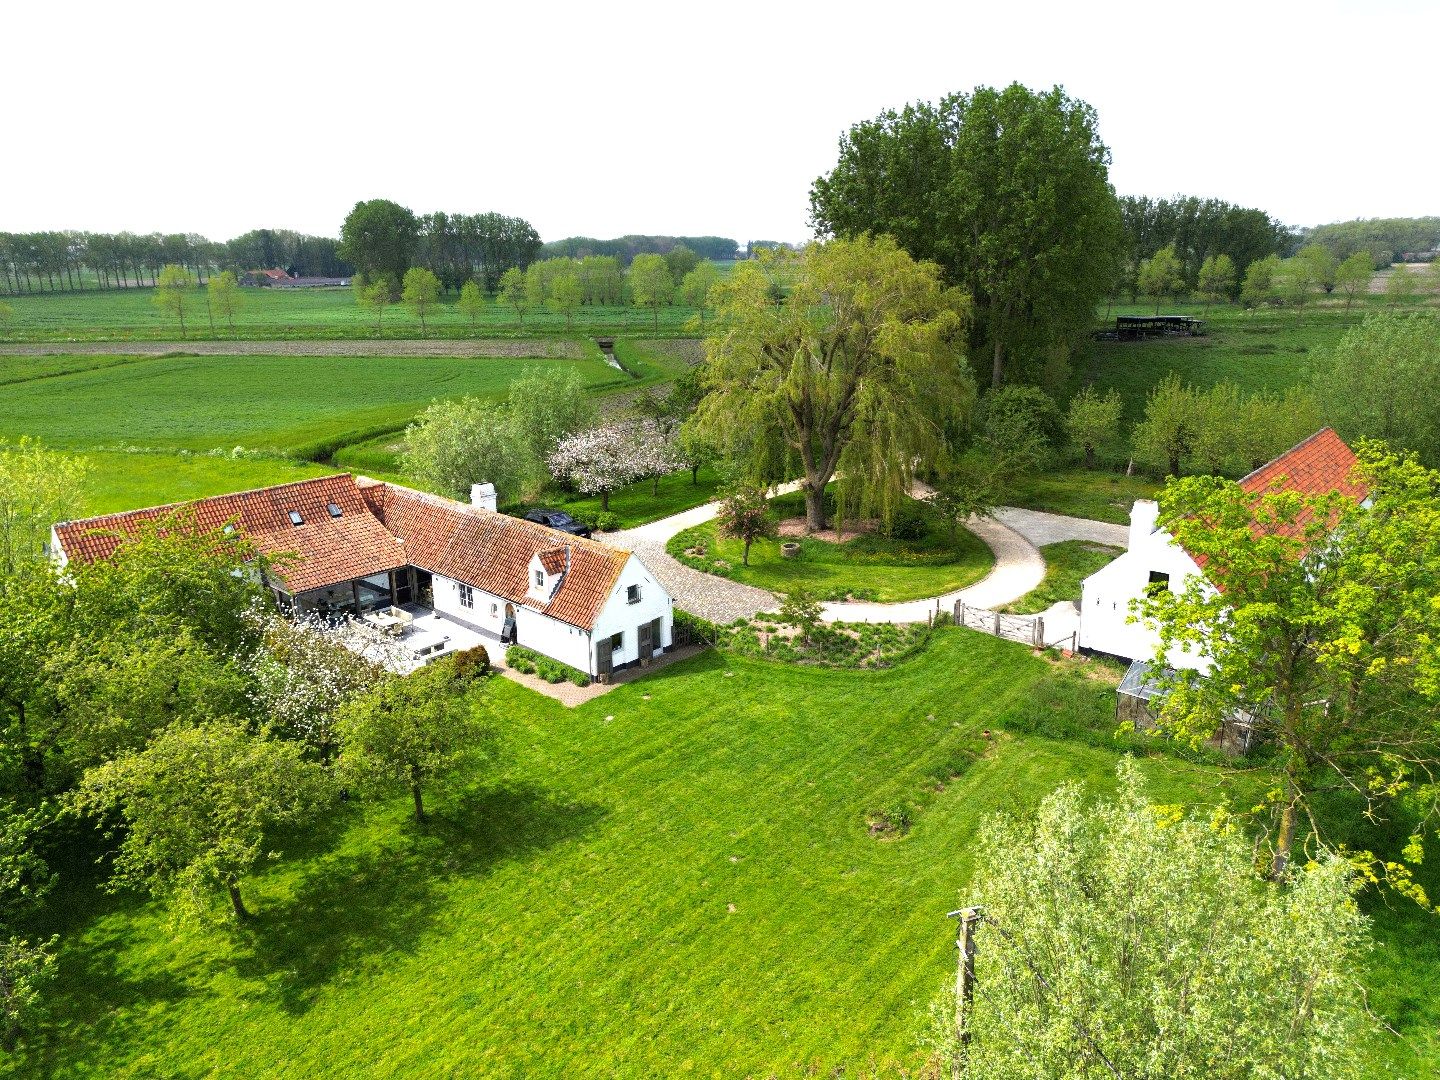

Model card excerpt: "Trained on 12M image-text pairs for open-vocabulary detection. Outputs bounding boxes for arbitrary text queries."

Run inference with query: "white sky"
[6,0,1436,244]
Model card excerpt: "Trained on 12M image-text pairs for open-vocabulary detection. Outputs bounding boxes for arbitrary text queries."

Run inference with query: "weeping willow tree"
[691,235,973,532]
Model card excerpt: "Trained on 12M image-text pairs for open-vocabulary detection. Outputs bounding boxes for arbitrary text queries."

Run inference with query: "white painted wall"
[591,554,673,672]
[1079,500,1211,672]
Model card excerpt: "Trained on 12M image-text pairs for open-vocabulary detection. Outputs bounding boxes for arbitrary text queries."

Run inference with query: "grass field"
[0,285,709,341]
[669,494,995,602]
[1007,469,1160,524]
[11,633,1434,1078]
[1073,303,1375,427]
[0,352,630,458]
[66,452,349,518]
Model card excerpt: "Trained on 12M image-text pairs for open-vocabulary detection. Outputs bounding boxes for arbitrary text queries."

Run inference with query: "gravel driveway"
[604,486,1129,626]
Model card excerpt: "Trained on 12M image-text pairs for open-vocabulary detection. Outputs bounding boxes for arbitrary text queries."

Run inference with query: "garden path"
[604,488,1129,627]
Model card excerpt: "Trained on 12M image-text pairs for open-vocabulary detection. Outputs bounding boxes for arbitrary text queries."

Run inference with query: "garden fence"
[953,599,1076,651]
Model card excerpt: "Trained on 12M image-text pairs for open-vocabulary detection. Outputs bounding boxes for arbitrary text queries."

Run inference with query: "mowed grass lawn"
[669,495,995,602]
[15,634,1435,1078]
[0,285,710,341]
[0,353,626,457]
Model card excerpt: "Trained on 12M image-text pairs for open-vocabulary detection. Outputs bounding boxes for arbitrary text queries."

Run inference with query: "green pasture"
[0,352,628,459]
[65,452,345,518]
[1073,303,1373,426]
[0,285,708,341]
[11,633,1434,1078]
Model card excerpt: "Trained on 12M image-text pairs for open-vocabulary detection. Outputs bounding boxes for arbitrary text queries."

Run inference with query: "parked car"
[521,509,592,538]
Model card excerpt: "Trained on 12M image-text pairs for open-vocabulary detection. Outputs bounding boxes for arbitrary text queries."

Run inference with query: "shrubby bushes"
[505,645,590,686]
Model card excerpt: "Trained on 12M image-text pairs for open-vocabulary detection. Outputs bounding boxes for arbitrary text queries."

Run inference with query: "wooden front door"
[638,621,654,662]
[595,639,613,681]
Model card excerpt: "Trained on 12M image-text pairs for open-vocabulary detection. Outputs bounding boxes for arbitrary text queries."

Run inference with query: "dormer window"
[327,503,343,519]
[534,569,544,587]
[288,511,303,527]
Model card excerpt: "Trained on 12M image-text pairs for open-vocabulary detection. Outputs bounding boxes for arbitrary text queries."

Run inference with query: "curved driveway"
[605,487,1127,626]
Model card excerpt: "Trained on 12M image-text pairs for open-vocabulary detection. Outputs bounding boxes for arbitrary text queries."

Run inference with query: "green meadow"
[0,284,708,341]
[9,634,1434,1079]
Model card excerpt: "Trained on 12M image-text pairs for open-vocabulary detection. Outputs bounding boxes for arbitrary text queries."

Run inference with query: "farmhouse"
[1079,427,1364,670]
[51,474,672,679]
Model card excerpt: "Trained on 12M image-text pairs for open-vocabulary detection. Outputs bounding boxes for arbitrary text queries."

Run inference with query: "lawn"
[1002,539,1123,614]
[12,632,1434,1078]
[66,451,348,517]
[0,286,709,341]
[538,464,724,530]
[669,494,995,602]
[1006,468,1160,525]
[0,352,628,459]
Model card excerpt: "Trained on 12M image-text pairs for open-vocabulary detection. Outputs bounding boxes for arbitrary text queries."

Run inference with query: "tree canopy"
[810,83,1123,387]
[1139,444,1440,890]
[928,761,1371,1078]
[1315,311,1440,466]
[337,199,419,281]
[691,235,973,532]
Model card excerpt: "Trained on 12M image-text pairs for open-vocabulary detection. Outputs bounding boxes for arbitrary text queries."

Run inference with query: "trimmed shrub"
[451,644,491,680]
[505,645,589,686]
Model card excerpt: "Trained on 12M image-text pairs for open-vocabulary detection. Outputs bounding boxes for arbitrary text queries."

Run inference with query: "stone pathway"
[603,487,1129,627]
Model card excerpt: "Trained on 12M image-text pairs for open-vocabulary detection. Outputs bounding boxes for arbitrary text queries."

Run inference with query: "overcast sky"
[7,0,1436,244]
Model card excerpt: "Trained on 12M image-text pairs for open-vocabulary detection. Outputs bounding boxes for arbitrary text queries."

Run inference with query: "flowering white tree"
[241,606,403,763]
[547,419,682,510]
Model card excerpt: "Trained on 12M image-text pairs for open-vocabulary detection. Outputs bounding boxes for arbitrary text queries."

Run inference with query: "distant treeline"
[0,229,350,295]
[1299,217,1440,268]
[1118,196,1289,297]
[540,235,738,264]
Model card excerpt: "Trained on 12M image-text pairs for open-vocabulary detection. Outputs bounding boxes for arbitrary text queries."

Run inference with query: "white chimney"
[1128,499,1160,551]
[470,482,497,512]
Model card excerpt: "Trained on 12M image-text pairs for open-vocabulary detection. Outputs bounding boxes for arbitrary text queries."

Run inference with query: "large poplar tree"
[691,235,973,532]
[809,83,1122,387]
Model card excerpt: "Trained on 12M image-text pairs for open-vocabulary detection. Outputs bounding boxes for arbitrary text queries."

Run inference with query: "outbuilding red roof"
[1238,427,1364,502]
[53,474,406,594]
[54,474,634,631]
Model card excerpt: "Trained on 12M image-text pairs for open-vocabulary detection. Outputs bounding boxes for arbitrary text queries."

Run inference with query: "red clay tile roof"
[54,474,406,595]
[538,548,568,576]
[57,475,636,630]
[1186,429,1364,572]
[360,481,629,630]
[1238,427,1364,502]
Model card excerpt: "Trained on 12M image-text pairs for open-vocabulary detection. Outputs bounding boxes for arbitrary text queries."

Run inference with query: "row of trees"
[0,229,348,295]
[337,200,541,291]
[1118,194,1289,299]
[347,254,722,336]
[1302,214,1440,267]
[539,234,738,263]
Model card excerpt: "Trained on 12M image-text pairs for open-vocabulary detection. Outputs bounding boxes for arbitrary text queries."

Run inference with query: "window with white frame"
[489,602,498,616]
[534,569,544,587]
[458,582,474,609]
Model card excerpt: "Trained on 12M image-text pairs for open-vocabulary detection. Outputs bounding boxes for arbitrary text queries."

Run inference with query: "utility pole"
[947,906,984,1079]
